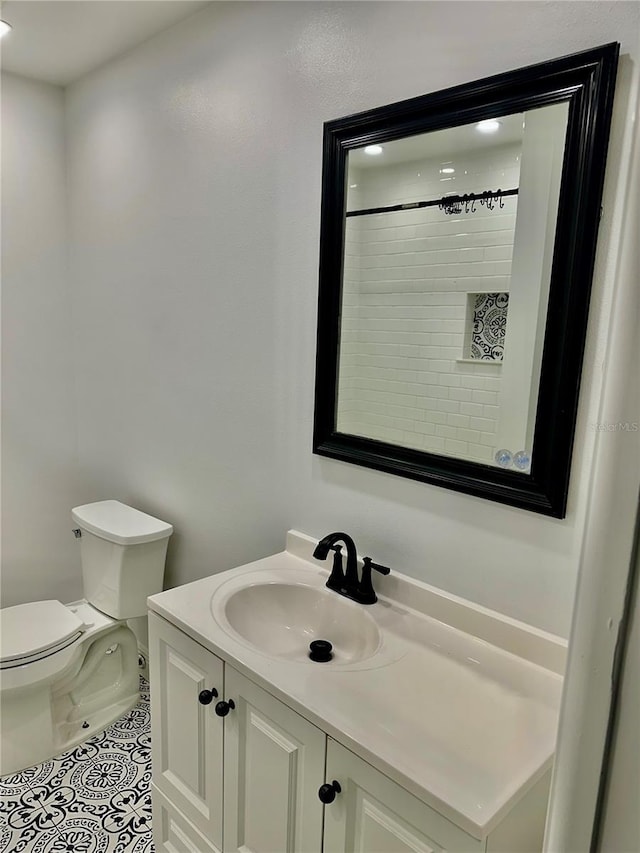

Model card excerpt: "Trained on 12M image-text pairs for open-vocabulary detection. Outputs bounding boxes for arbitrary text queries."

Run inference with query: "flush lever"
[72,529,82,539]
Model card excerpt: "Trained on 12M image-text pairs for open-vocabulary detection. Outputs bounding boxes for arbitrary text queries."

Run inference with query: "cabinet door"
[223,666,325,853]
[322,739,483,853]
[149,612,224,852]
[152,783,219,853]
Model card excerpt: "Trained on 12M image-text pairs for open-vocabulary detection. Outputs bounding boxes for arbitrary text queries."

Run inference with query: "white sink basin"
[211,576,382,664]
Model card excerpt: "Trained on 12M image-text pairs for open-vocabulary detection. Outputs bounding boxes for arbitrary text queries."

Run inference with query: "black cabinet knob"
[318,780,342,804]
[198,688,218,705]
[214,699,236,717]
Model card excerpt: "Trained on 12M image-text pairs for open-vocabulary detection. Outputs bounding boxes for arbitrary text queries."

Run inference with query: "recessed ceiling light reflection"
[364,145,383,156]
[439,167,455,174]
[476,119,501,134]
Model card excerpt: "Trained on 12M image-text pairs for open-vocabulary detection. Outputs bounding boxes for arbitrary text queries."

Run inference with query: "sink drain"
[309,640,333,662]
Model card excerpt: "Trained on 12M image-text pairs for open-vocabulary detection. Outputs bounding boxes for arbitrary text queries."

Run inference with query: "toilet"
[0,500,172,777]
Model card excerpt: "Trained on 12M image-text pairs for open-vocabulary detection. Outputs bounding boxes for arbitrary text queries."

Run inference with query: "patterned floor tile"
[0,678,154,853]
[44,820,112,853]
[1,822,62,853]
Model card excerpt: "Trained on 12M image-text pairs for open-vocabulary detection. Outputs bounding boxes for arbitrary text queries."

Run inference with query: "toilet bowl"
[0,501,172,777]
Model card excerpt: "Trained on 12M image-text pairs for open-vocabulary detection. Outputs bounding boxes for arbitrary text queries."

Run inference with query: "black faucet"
[313,532,390,604]
[313,532,358,595]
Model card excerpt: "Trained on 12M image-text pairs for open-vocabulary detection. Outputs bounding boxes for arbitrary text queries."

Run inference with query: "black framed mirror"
[313,43,619,518]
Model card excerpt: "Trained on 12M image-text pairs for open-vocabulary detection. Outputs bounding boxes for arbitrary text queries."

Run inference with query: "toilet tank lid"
[71,500,173,545]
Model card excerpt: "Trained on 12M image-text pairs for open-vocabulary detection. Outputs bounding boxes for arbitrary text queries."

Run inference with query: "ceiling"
[349,112,528,170]
[0,0,211,86]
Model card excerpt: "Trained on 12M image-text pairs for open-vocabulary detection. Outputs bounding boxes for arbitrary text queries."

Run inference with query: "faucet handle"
[325,544,346,593]
[357,557,391,605]
[363,557,390,576]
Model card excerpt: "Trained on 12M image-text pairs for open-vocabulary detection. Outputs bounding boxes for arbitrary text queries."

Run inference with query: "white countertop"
[148,532,564,839]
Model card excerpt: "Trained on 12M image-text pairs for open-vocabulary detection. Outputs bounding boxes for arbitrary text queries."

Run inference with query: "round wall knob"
[198,688,218,705]
[318,780,342,804]
[214,699,236,717]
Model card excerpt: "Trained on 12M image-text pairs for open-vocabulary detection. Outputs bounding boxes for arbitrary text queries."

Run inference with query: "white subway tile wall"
[337,142,521,464]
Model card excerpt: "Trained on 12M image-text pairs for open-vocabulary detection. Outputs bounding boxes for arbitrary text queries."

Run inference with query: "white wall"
[544,28,640,844]
[3,1,635,638]
[1,73,82,606]
[599,540,640,853]
[499,103,568,454]
[544,24,640,836]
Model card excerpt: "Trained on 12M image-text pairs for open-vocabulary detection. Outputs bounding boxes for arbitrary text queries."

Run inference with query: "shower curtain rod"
[345,187,519,218]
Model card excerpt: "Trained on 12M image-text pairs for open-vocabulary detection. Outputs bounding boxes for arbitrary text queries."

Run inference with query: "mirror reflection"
[336,103,569,472]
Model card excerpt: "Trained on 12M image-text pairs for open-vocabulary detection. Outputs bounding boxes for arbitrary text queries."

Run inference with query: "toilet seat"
[0,600,86,669]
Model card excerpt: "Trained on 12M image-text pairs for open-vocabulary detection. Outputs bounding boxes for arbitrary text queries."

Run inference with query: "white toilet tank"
[71,500,173,620]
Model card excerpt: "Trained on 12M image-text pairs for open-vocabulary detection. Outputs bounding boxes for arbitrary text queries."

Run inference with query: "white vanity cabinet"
[223,665,325,853]
[149,612,224,852]
[149,605,552,853]
[149,613,325,853]
[323,738,482,853]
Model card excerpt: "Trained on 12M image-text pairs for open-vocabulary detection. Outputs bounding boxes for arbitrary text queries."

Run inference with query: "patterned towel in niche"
[471,292,509,361]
